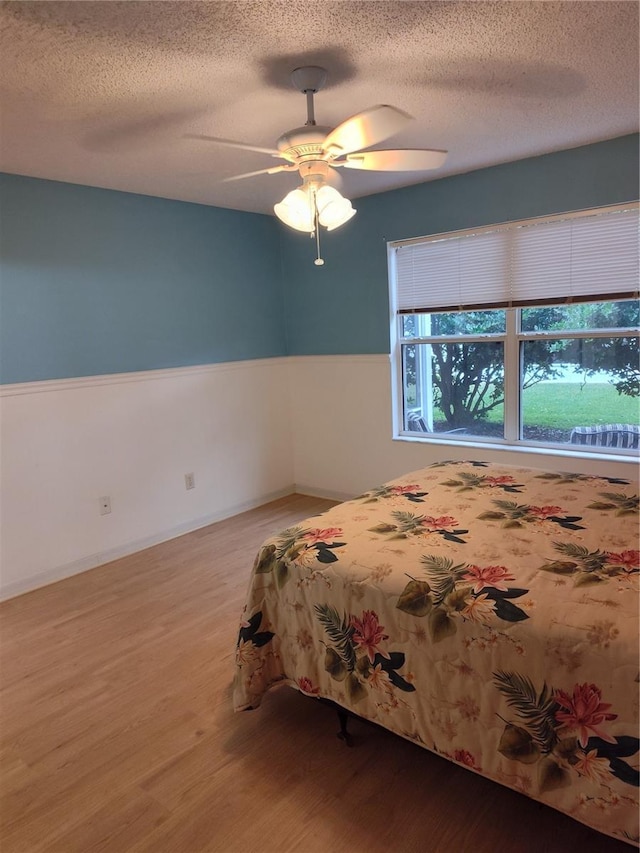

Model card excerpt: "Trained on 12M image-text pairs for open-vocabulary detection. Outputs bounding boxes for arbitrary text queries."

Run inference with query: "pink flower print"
[529,505,564,519]
[485,475,515,487]
[296,677,320,695]
[390,484,421,494]
[421,515,459,532]
[554,683,618,748]
[606,550,640,574]
[462,564,515,594]
[350,610,390,663]
[303,527,343,544]
[453,749,481,771]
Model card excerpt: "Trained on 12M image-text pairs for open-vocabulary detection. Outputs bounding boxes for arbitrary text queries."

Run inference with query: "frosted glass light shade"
[316,185,356,231]
[274,183,356,233]
[274,188,314,232]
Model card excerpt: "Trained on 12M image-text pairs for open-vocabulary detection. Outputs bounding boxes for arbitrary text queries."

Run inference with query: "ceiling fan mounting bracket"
[290,66,328,94]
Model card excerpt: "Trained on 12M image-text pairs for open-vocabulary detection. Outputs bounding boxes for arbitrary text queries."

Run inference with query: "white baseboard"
[0,486,295,602]
[294,483,354,503]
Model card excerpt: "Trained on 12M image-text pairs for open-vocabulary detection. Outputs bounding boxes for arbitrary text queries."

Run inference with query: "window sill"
[393,433,639,465]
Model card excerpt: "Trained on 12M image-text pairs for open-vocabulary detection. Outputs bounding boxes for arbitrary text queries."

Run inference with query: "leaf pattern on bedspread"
[315,605,415,702]
[369,510,469,544]
[252,525,346,588]
[440,471,525,494]
[539,542,639,586]
[536,472,631,486]
[233,459,639,846]
[494,672,640,794]
[395,555,530,642]
[479,499,585,530]
[587,491,639,516]
[356,483,429,503]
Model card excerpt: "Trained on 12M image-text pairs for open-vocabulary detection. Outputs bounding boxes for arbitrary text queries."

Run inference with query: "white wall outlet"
[185,472,195,490]
[99,496,111,515]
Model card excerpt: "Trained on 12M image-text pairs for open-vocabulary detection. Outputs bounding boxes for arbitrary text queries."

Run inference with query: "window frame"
[388,205,640,459]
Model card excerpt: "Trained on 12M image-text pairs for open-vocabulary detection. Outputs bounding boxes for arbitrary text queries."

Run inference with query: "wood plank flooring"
[0,494,630,853]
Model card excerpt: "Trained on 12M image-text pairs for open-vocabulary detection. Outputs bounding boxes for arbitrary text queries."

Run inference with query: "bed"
[233,460,639,846]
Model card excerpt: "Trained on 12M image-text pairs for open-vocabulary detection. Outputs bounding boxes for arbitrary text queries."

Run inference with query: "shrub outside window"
[389,206,640,455]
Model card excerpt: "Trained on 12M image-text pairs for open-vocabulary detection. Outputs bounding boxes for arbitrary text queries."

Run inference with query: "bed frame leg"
[336,709,354,747]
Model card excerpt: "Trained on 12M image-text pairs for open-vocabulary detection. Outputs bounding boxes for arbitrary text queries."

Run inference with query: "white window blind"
[394,205,639,313]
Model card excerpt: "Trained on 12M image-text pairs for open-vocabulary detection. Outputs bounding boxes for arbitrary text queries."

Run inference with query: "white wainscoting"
[0,359,293,599]
[2,354,637,600]
[289,355,638,497]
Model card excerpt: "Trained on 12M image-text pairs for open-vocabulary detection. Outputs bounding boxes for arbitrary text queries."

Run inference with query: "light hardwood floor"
[0,495,630,853]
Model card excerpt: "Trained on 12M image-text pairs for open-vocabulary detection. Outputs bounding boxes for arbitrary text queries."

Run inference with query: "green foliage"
[324,647,347,681]
[420,554,466,606]
[552,542,608,572]
[406,301,639,429]
[493,671,559,753]
[345,672,367,703]
[428,607,457,642]
[396,579,432,616]
[498,724,541,764]
[538,756,572,794]
[314,604,356,672]
[431,341,505,428]
[390,510,425,532]
[523,303,639,397]
[254,544,276,573]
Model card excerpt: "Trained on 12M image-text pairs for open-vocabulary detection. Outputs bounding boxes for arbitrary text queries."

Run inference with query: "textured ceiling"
[0,1,638,215]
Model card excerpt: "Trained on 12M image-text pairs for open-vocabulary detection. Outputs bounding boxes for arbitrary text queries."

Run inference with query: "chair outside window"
[406,411,467,435]
[569,424,639,450]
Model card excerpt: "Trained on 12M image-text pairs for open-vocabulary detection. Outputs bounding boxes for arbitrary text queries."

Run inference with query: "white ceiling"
[0,1,638,216]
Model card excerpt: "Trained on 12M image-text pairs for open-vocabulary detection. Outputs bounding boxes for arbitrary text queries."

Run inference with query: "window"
[389,205,640,455]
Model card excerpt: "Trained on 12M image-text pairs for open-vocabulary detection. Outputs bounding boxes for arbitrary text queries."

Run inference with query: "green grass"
[521,383,639,429]
[426,383,639,429]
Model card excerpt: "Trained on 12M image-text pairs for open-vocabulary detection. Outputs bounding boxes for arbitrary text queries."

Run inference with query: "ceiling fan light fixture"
[316,185,356,231]
[273,187,315,232]
[274,183,356,234]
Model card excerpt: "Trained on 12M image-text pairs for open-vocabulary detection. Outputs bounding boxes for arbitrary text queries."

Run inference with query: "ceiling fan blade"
[221,164,295,183]
[184,133,285,159]
[323,105,412,158]
[342,148,448,171]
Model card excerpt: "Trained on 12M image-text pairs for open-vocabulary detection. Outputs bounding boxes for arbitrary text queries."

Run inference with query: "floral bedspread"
[233,461,639,845]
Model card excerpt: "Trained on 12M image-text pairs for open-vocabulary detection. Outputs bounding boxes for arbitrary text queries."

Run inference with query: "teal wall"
[1,134,638,382]
[281,134,640,355]
[0,174,285,383]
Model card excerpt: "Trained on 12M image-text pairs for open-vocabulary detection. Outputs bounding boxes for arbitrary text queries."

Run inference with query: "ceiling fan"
[186,66,448,263]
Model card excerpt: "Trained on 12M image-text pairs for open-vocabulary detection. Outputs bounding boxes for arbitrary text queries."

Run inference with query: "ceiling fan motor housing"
[276,125,332,162]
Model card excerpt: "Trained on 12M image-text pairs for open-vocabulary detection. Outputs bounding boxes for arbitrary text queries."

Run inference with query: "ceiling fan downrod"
[305,90,316,126]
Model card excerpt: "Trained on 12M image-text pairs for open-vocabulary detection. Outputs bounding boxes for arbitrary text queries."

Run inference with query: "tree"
[407,302,639,430]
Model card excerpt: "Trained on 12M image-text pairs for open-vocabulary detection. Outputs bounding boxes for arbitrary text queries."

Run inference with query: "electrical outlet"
[185,473,195,490]
[99,496,111,515]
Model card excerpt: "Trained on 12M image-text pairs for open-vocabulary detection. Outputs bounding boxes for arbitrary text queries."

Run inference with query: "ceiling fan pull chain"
[313,197,324,266]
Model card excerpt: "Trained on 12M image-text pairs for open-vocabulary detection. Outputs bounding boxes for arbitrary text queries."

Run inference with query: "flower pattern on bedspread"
[394,553,530,642]
[493,672,639,792]
[233,460,639,846]
[315,605,416,705]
